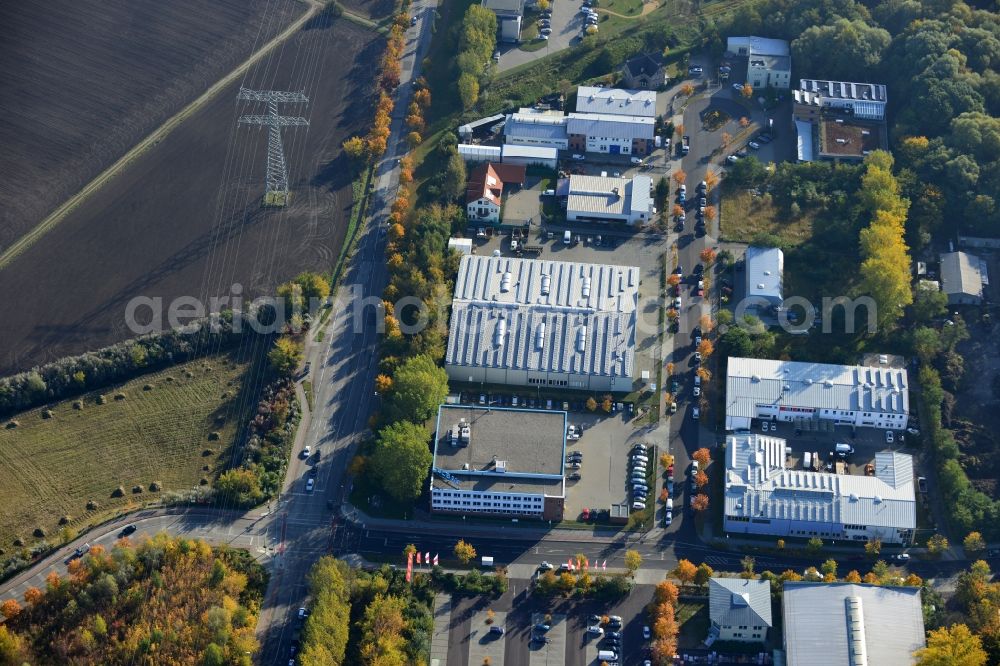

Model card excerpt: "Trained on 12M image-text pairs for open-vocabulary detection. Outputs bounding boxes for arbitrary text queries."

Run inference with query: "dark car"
[568,472,582,481]
[119,524,137,538]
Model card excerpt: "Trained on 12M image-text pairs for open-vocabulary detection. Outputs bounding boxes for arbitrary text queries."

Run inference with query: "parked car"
[727,154,740,164]
[539,561,554,570]
[886,430,895,443]
[305,478,315,492]
[568,472,582,481]
[571,154,586,160]
[643,625,651,640]
[748,141,761,150]
[630,156,643,165]
[732,82,744,91]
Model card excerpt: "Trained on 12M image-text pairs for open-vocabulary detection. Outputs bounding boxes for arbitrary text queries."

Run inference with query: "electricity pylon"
[237,88,309,207]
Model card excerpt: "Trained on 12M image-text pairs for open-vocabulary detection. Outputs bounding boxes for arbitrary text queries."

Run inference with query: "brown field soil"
[0,0,306,250]
[0,17,382,374]
[340,0,398,20]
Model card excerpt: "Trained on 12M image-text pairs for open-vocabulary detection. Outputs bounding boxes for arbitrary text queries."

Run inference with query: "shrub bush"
[111,486,125,498]
[58,515,71,525]
[86,500,99,511]
[32,528,45,538]
[149,481,161,492]
[41,409,53,419]
[72,400,83,410]
[132,485,143,494]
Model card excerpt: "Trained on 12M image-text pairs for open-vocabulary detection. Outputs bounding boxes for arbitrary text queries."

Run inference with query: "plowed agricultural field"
[341,0,397,19]
[0,16,382,374]
[0,0,305,249]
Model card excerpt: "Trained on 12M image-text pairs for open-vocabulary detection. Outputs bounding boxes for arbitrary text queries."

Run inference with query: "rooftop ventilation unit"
[577,326,587,352]
[849,493,859,501]
[500,271,512,292]
[873,495,882,504]
[751,374,761,382]
[535,322,546,350]
[582,276,592,298]
[824,379,834,387]
[540,273,551,296]
[495,460,507,473]
[495,318,507,346]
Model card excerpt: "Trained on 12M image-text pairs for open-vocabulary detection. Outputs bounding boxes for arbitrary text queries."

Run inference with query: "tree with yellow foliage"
[914,624,987,666]
[672,559,697,585]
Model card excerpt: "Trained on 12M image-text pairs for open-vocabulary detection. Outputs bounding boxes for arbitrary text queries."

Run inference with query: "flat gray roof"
[432,405,567,477]
[783,583,925,666]
[940,251,985,298]
[566,113,655,140]
[745,245,783,302]
[798,79,887,103]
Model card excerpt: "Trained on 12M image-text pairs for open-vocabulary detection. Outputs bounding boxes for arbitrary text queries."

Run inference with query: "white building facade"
[725,357,909,431]
[727,36,791,89]
[724,434,916,544]
[566,174,653,225]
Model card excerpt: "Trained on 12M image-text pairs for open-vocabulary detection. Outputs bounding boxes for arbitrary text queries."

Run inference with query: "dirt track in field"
[0,16,382,374]
[0,0,306,251]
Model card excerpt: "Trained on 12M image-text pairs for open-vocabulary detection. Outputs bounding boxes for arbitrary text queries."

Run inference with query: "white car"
[895,553,911,562]
[305,478,315,492]
[630,156,643,164]
[727,155,739,164]
[691,460,699,472]
[643,625,651,640]
[748,141,761,150]
[587,625,604,635]
[539,33,549,40]
[732,82,744,91]
[571,153,585,160]
[886,430,894,443]
[301,445,311,458]
[693,386,700,397]
[673,297,682,309]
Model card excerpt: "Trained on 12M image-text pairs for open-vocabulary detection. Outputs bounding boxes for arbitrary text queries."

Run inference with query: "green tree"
[201,643,226,666]
[0,626,25,666]
[268,335,304,376]
[454,539,477,564]
[806,537,823,555]
[215,468,264,507]
[912,286,948,323]
[385,354,449,424]
[724,155,768,188]
[928,534,950,556]
[865,537,882,557]
[458,73,480,110]
[914,624,988,666]
[791,19,891,81]
[741,556,755,578]
[370,421,432,502]
[441,150,467,202]
[624,550,642,574]
[912,327,943,364]
[694,562,714,589]
[821,559,838,580]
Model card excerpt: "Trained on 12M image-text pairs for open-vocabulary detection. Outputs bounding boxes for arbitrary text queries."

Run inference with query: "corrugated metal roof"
[783,583,924,666]
[709,578,773,628]
[459,144,503,161]
[576,86,657,117]
[940,251,984,298]
[630,176,652,215]
[504,113,568,141]
[501,144,559,159]
[724,434,916,532]
[446,255,639,379]
[566,113,655,140]
[745,246,783,302]
[725,357,910,418]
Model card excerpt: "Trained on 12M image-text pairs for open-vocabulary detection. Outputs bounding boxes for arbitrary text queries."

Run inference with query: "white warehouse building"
[725,357,909,432]
[444,254,639,392]
[725,433,916,544]
[430,405,567,521]
[744,246,783,309]
[566,174,653,225]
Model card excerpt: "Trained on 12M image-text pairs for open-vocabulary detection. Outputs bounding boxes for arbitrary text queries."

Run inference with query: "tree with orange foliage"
[692,447,711,467]
[672,204,684,218]
[699,314,713,333]
[659,487,669,503]
[406,114,425,132]
[407,131,422,148]
[680,83,694,96]
[739,116,750,128]
[694,471,709,488]
[374,374,394,394]
[651,638,677,664]
[672,170,686,185]
[45,571,62,591]
[391,197,410,216]
[388,253,405,270]
[741,84,753,98]
[0,599,21,620]
[654,580,679,607]
[697,367,712,382]
[704,205,717,223]
[672,559,697,585]
[413,88,432,109]
[342,136,367,160]
[692,494,709,511]
[720,132,731,148]
[699,247,717,265]
[844,570,862,583]
[675,124,685,138]
[23,587,43,606]
[698,339,714,358]
[705,170,718,191]
[667,274,681,287]
[388,223,406,242]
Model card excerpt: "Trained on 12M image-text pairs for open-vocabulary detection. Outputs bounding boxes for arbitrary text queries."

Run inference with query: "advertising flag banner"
[406,552,414,582]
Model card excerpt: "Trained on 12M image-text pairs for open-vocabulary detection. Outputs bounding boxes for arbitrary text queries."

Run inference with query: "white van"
[598,650,619,662]
[563,229,572,244]
[803,451,812,469]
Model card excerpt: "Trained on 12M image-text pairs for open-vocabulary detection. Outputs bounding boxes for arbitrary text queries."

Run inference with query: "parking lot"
[444,582,656,666]
[563,415,656,522]
[753,418,913,475]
